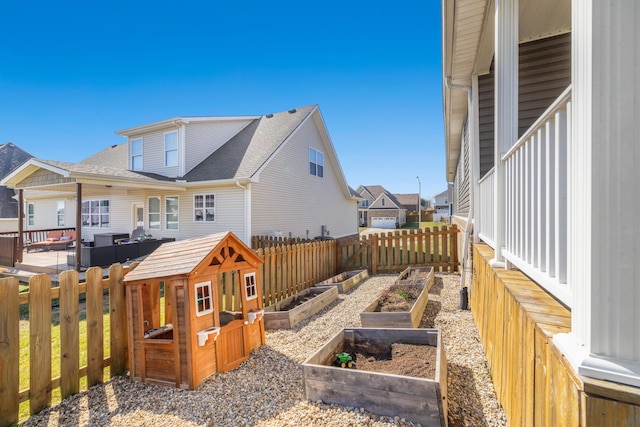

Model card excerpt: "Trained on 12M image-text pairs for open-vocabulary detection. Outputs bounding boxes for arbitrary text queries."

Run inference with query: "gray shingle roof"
[39,160,175,182]
[80,143,128,169]
[0,143,33,218]
[184,105,316,181]
[360,185,405,209]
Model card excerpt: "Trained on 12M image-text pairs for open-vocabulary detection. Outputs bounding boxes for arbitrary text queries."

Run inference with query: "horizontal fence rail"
[501,86,571,306]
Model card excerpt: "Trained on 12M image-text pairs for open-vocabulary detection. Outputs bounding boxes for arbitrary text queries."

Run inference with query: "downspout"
[236,180,251,245]
[445,77,473,309]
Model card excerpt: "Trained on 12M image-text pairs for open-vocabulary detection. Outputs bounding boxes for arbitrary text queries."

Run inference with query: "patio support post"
[554,0,640,388]
[490,0,518,267]
[17,189,23,263]
[75,183,82,272]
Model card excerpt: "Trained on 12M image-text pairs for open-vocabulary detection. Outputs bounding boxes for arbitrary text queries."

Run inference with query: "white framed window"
[244,272,257,301]
[131,138,143,171]
[309,147,324,177]
[57,201,65,227]
[27,202,35,227]
[164,131,178,167]
[194,281,214,317]
[194,194,215,222]
[148,197,160,230]
[165,196,179,230]
[81,199,110,228]
[382,198,386,206]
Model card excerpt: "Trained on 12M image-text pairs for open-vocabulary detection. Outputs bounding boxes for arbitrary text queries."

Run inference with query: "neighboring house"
[0,143,33,232]
[1,105,360,246]
[393,193,420,213]
[356,185,406,229]
[432,186,452,222]
[443,0,639,424]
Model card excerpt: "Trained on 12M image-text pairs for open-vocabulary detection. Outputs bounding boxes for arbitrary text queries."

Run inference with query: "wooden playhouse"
[123,231,266,389]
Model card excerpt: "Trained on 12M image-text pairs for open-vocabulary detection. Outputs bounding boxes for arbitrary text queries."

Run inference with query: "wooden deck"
[471,244,640,426]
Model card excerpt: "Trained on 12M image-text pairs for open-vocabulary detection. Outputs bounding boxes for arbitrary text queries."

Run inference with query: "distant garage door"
[371,217,396,229]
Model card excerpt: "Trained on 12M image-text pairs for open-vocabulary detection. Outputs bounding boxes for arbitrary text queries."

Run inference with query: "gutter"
[445,77,473,309]
[236,180,251,244]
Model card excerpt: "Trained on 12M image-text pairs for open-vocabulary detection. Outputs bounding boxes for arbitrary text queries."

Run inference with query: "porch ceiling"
[442,0,571,182]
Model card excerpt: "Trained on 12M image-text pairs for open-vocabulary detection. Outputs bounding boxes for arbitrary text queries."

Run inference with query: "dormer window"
[165,131,178,167]
[131,138,143,171]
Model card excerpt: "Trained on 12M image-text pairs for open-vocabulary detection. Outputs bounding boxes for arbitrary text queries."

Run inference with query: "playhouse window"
[244,273,257,301]
[195,281,214,317]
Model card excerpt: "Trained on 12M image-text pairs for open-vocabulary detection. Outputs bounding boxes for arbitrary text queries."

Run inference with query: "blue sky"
[1,1,445,199]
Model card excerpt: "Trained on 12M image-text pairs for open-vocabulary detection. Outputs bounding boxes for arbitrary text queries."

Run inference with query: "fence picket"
[86,267,104,388]
[29,274,52,415]
[59,270,80,399]
[0,277,19,426]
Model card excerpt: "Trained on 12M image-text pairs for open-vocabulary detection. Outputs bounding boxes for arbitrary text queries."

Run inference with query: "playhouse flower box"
[360,266,434,328]
[313,269,369,294]
[302,327,448,427]
[264,286,339,329]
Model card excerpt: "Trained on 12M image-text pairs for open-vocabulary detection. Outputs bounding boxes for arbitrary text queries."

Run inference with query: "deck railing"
[477,167,495,247]
[501,86,571,305]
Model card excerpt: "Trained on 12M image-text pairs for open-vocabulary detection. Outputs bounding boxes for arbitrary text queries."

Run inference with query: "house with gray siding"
[2,105,359,246]
[443,0,640,423]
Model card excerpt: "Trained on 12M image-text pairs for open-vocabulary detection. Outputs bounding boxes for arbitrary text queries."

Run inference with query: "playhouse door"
[216,319,249,372]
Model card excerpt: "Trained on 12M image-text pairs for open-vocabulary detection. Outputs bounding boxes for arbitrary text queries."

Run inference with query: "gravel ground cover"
[22,273,506,427]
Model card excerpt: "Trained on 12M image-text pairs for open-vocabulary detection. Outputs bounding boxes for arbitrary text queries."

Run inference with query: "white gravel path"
[21,273,507,427]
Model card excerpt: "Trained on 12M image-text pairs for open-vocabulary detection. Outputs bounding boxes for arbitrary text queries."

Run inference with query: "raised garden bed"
[302,327,447,427]
[314,269,369,294]
[360,266,434,328]
[263,286,339,329]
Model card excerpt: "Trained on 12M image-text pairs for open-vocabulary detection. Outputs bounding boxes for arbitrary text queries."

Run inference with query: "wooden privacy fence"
[338,226,459,274]
[0,264,130,426]
[256,240,337,306]
[1,231,457,424]
[251,235,314,249]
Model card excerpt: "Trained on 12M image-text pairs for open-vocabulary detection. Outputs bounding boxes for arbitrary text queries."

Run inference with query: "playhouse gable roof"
[124,232,263,283]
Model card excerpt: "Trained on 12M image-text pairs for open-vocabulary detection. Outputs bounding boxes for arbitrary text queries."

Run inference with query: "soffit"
[443,0,571,182]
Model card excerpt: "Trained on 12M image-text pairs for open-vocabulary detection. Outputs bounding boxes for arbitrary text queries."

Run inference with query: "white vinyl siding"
[24,199,76,230]
[130,127,180,177]
[184,120,254,174]
[251,116,358,239]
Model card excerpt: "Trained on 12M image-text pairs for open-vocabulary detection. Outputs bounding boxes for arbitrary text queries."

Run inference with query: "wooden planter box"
[263,286,339,329]
[360,266,434,328]
[314,269,369,294]
[302,327,448,427]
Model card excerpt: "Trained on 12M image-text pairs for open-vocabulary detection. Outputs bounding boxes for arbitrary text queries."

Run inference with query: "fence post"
[109,264,128,377]
[0,277,19,426]
[371,234,378,275]
[450,224,459,272]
